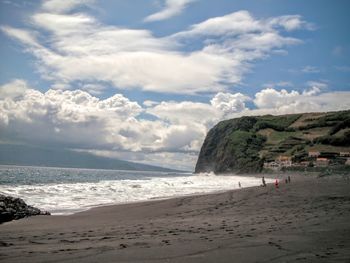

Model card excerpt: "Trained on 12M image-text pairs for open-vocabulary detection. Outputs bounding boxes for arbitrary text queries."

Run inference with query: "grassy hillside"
[195,110,350,174]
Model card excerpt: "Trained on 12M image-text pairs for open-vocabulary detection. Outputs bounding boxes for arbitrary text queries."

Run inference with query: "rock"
[195,116,266,174]
[0,194,50,224]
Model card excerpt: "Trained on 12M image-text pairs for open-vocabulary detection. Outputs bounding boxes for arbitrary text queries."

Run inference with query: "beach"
[0,174,349,263]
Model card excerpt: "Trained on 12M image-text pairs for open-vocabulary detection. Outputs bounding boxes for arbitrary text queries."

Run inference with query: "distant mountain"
[0,144,180,172]
[195,110,350,174]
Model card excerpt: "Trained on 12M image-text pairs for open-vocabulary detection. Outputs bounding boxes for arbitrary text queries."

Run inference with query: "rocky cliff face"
[0,195,50,224]
[195,116,266,174]
[195,110,350,174]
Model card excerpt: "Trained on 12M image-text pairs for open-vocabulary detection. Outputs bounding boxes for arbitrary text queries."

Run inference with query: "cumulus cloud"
[210,92,249,115]
[254,88,300,109]
[0,81,349,170]
[148,101,219,126]
[0,79,29,99]
[144,0,196,22]
[143,100,159,107]
[147,101,220,152]
[0,86,219,157]
[0,88,143,149]
[1,6,310,95]
[303,81,327,96]
[252,83,349,114]
[0,81,250,169]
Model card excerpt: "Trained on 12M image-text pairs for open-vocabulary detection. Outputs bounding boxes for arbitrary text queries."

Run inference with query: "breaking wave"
[0,166,270,215]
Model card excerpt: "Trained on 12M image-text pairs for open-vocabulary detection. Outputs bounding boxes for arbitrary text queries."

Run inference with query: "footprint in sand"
[100,236,113,240]
[119,243,128,249]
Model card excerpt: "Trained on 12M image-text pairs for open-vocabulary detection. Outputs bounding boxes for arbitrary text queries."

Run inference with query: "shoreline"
[1,173,275,216]
[0,172,319,219]
[1,174,349,262]
[71,183,266,217]
[63,172,314,217]
[20,181,269,217]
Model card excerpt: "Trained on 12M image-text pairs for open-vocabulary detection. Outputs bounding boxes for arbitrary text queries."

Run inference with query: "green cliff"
[195,110,350,174]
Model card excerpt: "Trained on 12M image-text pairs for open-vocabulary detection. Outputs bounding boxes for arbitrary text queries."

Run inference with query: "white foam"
[0,174,272,215]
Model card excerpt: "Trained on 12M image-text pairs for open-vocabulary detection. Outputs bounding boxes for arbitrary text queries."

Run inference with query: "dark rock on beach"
[0,194,50,224]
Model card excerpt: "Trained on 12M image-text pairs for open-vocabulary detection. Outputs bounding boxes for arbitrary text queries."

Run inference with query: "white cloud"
[0,86,217,165]
[173,11,310,38]
[252,84,349,115]
[1,7,309,95]
[210,92,249,115]
[148,101,219,126]
[0,26,40,47]
[41,0,95,14]
[143,100,159,107]
[50,83,71,90]
[0,80,251,168]
[0,79,29,99]
[144,0,196,22]
[303,81,327,96]
[263,81,294,89]
[0,81,349,170]
[254,88,300,109]
[32,12,96,36]
[268,15,315,31]
[301,66,320,74]
[80,83,106,95]
[0,88,143,149]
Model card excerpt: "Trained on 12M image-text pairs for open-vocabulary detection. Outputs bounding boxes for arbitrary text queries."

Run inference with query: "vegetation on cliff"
[195,110,350,174]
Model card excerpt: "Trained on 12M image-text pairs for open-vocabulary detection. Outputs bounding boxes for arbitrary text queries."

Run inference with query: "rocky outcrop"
[0,195,50,224]
[195,116,266,174]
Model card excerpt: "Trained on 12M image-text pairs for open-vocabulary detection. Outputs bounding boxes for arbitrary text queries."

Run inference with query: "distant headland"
[195,110,350,174]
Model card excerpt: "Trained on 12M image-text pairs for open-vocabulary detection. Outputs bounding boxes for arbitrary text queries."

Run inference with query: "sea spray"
[0,166,272,215]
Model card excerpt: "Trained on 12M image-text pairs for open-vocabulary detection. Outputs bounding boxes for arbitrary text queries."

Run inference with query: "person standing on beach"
[275,179,279,188]
[262,176,266,187]
[288,176,291,183]
[238,182,241,188]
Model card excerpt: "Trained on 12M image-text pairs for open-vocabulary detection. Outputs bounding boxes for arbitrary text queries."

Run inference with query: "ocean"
[0,165,269,215]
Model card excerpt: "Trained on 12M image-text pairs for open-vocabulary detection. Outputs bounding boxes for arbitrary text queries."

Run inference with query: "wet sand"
[1,175,350,262]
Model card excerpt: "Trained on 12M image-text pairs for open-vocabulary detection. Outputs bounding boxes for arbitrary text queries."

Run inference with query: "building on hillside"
[308,151,320,158]
[340,152,350,157]
[263,161,279,170]
[345,158,350,166]
[276,156,292,167]
[296,161,309,167]
[315,157,329,167]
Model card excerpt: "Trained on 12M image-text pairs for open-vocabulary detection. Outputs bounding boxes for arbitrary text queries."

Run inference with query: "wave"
[0,173,271,215]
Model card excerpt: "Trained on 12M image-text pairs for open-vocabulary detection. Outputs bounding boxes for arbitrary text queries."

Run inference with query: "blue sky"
[0,0,349,170]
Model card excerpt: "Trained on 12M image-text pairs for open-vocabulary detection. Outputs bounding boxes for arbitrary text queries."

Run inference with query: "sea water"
[0,165,270,215]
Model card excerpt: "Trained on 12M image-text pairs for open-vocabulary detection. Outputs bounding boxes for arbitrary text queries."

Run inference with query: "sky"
[0,0,350,171]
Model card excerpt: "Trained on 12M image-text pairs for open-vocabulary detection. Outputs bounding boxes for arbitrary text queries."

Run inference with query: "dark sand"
[1,175,350,262]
